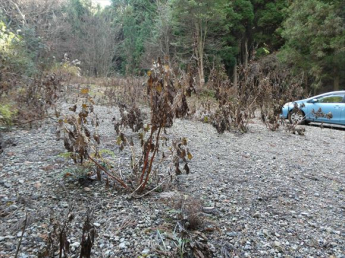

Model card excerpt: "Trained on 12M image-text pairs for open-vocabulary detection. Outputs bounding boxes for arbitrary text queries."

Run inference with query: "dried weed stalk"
[256,55,305,131]
[102,76,146,106]
[209,64,257,133]
[157,195,214,258]
[79,212,96,258]
[38,209,75,258]
[56,88,100,164]
[114,58,193,193]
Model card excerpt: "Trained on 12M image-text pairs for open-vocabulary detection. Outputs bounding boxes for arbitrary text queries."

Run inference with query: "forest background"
[0,0,344,107]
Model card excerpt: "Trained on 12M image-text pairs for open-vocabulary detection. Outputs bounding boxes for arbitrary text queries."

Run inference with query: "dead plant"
[156,195,215,258]
[79,211,96,258]
[255,55,306,131]
[56,88,100,164]
[38,208,75,258]
[1,72,63,127]
[208,64,258,133]
[104,58,193,193]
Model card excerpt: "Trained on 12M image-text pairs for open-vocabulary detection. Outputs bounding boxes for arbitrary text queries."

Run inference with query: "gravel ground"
[0,104,344,258]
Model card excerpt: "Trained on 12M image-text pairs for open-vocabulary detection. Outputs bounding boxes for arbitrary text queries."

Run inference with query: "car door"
[339,95,345,125]
[310,93,345,124]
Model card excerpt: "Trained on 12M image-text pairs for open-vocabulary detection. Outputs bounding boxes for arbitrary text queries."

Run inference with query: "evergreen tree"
[280,0,345,90]
[112,0,157,74]
[170,0,228,87]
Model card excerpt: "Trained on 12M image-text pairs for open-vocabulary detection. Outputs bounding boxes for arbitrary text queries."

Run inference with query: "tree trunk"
[333,67,339,91]
[233,61,237,89]
[194,20,205,88]
[244,39,248,68]
[199,52,205,87]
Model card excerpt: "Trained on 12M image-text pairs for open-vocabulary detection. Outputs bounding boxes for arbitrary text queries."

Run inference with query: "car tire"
[288,109,306,125]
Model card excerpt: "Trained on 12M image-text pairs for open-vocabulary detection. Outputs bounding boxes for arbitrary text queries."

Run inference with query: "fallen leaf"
[81,88,89,94]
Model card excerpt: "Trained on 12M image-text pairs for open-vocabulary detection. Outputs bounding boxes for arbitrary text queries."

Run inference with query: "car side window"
[317,94,344,103]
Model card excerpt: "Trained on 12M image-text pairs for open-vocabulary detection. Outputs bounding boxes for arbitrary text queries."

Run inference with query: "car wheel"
[288,109,306,125]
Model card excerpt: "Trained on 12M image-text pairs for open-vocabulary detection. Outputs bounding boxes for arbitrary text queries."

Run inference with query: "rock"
[202,206,216,214]
[60,202,68,208]
[71,242,80,248]
[142,248,150,255]
[301,212,312,218]
[325,227,333,233]
[3,182,12,188]
[227,232,238,237]
[4,241,15,249]
[159,191,178,199]
[273,241,281,247]
[330,242,337,247]
[273,241,283,252]
[244,244,251,250]
[17,231,27,237]
[104,250,114,257]
[6,204,18,211]
[119,242,126,249]
[253,212,261,218]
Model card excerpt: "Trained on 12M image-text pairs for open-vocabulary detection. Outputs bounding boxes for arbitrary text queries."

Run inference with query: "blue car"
[281,91,345,125]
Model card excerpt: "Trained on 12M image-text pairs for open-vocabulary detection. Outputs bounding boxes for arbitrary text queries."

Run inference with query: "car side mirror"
[310,99,318,103]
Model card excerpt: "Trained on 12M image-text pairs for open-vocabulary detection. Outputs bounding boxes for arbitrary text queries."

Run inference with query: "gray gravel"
[0,104,344,258]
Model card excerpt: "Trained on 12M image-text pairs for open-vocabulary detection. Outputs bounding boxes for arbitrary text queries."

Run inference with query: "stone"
[142,248,150,255]
[244,244,251,250]
[253,212,261,218]
[273,241,283,252]
[60,202,68,208]
[301,212,311,218]
[227,232,237,237]
[104,250,114,257]
[71,242,80,248]
[6,205,18,211]
[17,231,27,237]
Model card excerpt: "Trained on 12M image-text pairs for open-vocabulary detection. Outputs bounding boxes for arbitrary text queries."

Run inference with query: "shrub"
[0,104,17,126]
[50,54,81,79]
[0,21,37,76]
